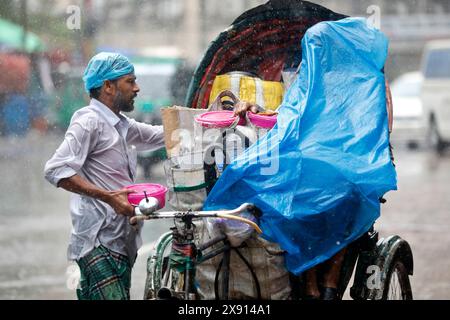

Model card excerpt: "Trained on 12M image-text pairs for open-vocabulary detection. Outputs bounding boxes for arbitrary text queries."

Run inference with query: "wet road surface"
[0,131,448,299]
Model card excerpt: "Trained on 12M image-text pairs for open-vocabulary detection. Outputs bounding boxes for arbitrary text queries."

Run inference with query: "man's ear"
[103,80,116,96]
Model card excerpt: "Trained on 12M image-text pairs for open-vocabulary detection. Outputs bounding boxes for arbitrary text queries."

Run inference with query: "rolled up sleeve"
[44,117,96,187]
[126,119,165,152]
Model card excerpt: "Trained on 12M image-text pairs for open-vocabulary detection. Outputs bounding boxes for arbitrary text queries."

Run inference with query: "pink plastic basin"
[195,111,245,128]
[126,183,168,208]
[248,112,278,129]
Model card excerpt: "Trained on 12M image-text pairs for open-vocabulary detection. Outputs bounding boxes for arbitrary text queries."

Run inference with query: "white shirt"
[44,98,165,263]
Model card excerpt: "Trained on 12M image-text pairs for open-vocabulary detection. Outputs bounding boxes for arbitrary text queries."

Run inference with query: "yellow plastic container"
[210,72,284,111]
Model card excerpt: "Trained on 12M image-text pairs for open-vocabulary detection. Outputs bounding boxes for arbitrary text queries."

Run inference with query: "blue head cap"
[82,52,135,93]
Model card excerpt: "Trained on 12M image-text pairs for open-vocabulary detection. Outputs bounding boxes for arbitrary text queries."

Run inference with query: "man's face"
[112,73,140,112]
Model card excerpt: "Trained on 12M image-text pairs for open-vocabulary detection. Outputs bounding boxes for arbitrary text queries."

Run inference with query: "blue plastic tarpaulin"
[204,17,398,275]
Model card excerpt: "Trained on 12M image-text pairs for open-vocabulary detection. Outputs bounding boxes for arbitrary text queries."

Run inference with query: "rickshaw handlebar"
[130,201,262,234]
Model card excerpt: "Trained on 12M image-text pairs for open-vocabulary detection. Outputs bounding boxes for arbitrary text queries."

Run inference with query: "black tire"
[428,118,446,154]
[382,258,413,300]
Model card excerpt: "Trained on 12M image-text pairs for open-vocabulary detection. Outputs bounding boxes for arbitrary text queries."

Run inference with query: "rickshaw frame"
[144,0,414,300]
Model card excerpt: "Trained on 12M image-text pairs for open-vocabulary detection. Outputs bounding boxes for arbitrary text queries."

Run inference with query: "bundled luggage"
[161,90,277,211]
[210,71,284,111]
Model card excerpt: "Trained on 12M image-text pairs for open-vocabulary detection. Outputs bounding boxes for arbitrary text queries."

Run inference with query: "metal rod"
[197,235,227,251]
[184,267,190,300]
[130,204,262,233]
[157,203,254,217]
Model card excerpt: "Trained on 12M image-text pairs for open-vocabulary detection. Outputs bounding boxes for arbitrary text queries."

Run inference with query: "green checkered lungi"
[76,245,132,300]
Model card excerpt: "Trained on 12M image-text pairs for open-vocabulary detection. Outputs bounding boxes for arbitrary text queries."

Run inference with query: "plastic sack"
[205,210,258,247]
[161,106,210,210]
[210,72,284,111]
[195,219,292,300]
[204,18,397,275]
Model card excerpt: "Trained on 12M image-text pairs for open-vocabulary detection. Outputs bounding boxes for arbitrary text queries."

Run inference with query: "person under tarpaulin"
[233,76,394,301]
[44,52,165,300]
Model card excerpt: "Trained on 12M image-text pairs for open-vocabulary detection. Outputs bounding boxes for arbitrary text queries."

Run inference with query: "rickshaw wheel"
[382,258,413,300]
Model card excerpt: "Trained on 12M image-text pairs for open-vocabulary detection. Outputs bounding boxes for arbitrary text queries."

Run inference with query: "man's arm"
[45,114,96,187]
[126,119,165,152]
[58,174,135,217]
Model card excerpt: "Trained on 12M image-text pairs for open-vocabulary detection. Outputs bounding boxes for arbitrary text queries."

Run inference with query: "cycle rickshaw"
[137,0,414,300]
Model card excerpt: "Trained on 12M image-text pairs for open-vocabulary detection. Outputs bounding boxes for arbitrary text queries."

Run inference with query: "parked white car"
[421,39,450,153]
[390,71,426,149]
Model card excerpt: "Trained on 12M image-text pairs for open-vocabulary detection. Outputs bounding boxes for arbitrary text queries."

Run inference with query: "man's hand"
[58,175,136,217]
[233,101,261,117]
[104,189,136,217]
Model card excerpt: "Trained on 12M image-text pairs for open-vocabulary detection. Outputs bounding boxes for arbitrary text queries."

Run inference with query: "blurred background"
[0,0,449,300]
